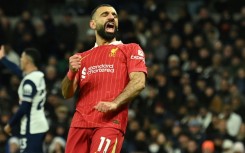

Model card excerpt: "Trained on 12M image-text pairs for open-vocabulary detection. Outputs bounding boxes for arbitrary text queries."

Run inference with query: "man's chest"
[78,46,128,85]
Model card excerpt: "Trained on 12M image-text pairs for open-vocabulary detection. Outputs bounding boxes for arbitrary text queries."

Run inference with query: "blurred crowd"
[0,0,245,153]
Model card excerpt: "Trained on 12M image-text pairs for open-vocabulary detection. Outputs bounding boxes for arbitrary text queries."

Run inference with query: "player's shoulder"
[119,43,140,47]
[24,71,44,82]
[118,43,142,50]
[75,49,91,56]
[25,71,44,78]
[116,43,144,55]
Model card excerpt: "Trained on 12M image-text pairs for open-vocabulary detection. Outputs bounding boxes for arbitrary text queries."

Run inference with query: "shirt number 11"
[97,136,111,153]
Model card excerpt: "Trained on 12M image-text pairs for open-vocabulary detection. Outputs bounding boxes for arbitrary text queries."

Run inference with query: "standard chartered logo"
[87,64,114,74]
[81,67,86,79]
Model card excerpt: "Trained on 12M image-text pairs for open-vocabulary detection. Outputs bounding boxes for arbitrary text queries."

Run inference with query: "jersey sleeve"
[0,57,22,78]
[9,102,31,127]
[126,44,147,74]
[8,79,37,127]
[21,79,37,103]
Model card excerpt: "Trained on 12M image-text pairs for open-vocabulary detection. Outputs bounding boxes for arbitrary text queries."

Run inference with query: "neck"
[24,65,38,75]
[96,37,116,46]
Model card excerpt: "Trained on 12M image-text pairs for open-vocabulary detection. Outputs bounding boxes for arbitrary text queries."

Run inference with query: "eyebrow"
[100,11,117,16]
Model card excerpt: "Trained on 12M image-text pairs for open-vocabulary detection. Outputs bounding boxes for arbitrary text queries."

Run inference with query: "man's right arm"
[1,57,22,78]
[0,45,22,78]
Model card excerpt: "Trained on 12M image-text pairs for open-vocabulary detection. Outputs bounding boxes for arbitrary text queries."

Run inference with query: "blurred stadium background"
[0,0,245,152]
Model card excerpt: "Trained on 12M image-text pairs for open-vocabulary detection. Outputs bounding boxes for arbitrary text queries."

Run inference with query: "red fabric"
[67,69,76,80]
[65,127,124,153]
[70,43,147,133]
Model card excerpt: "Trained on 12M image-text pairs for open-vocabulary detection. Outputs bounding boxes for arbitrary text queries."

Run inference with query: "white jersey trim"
[93,41,123,48]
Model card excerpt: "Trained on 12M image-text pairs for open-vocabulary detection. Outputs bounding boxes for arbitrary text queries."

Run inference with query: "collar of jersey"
[94,41,123,48]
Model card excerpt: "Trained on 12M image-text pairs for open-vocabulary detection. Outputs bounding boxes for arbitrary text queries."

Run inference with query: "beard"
[97,23,118,41]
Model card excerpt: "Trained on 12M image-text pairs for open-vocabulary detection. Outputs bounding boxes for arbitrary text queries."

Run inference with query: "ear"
[89,20,96,30]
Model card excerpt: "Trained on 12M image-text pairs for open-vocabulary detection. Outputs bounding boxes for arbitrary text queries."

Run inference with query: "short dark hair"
[91,4,114,19]
[24,48,41,67]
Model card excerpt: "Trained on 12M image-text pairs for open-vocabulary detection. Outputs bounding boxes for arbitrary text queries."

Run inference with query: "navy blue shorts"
[20,133,46,153]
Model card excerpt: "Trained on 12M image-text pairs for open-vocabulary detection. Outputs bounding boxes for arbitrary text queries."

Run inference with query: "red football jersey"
[70,41,147,133]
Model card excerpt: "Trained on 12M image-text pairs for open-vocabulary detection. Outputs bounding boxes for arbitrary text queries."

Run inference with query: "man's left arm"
[94,71,146,112]
[4,79,36,135]
[4,101,32,135]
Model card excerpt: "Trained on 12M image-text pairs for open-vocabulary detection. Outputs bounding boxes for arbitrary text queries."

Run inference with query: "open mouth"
[105,21,115,33]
